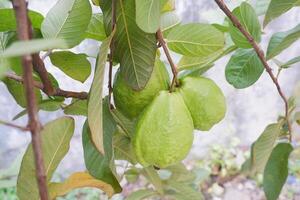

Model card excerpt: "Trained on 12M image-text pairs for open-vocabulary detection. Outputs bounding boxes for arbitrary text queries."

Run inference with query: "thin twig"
[108,0,117,108]
[0,120,29,131]
[214,0,292,140]
[156,29,179,92]
[5,72,88,99]
[12,0,49,199]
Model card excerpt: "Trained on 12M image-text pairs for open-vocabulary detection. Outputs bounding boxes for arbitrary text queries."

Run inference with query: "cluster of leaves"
[0,0,299,199]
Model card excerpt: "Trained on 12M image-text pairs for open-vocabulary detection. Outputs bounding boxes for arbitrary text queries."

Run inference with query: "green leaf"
[281,56,300,68]
[113,130,137,164]
[166,182,203,200]
[88,29,115,155]
[251,123,281,173]
[228,2,261,48]
[41,0,92,48]
[49,172,114,199]
[3,77,42,108]
[225,49,264,89]
[255,0,271,16]
[166,163,196,183]
[0,31,15,78]
[63,99,87,116]
[264,0,300,27]
[160,11,180,32]
[0,38,68,58]
[135,0,160,33]
[83,100,122,193]
[85,13,106,41]
[49,51,91,82]
[266,24,300,60]
[263,143,293,200]
[38,99,63,112]
[0,8,44,32]
[17,117,75,200]
[110,108,135,137]
[101,0,157,90]
[125,189,159,200]
[166,23,224,57]
[141,167,164,194]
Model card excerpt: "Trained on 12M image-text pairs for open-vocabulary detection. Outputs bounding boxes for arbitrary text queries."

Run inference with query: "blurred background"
[0,0,300,199]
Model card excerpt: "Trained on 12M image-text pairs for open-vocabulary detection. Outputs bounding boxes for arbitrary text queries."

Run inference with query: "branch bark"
[108,0,117,107]
[12,0,49,199]
[5,73,88,99]
[214,0,292,138]
[0,120,29,131]
[156,29,179,91]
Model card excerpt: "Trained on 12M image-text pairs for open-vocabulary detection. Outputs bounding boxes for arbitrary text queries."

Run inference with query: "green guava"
[133,91,194,168]
[113,59,169,119]
[179,76,226,131]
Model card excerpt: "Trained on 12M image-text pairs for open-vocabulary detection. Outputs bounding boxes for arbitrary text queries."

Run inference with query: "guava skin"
[133,91,194,168]
[179,76,226,131]
[113,59,169,119]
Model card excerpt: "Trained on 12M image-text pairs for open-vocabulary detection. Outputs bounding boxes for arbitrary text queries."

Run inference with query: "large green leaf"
[135,0,160,33]
[85,13,106,41]
[63,99,87,116]
[83,99,122,193]
[228,2,261,49]
[49,51,91,82]
[0,31,15,78]
[264,0,300,27]
[166,23,224,57]
[17,117,75,200]
[125,189,159,200]
[88,30,115,155]
[263,143,293,200]
[3,77,42,108]
[101,0,157,90]
[250,123,281,174]
[266,24,300,60]
[41,0,92,48]
[160,11,180,32]
[113,130,137,164]
[110,108,135,137]
[225,49,264,89]
[0,8,44,32]
[0,38,67,58]
[255,0,271,15]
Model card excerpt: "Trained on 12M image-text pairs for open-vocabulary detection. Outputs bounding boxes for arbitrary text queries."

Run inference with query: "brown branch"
[214,0,292,139]
[6,73,88,99]
[0,120,29,131]
[12,0,49,199]
[108,0,117,107]
[156,29,179,92]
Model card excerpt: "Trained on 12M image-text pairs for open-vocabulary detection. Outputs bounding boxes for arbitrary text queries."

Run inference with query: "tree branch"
[12,0,49,199]
[214,0,292,139]
[156,29,179,92]
[0,119,29,131]
[108,0,117,107]
[6,73,88,99]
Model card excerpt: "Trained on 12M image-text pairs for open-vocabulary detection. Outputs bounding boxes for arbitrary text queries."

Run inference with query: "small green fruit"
[179,76,226,131]
[113,59,169,119]
[133,91,194,168]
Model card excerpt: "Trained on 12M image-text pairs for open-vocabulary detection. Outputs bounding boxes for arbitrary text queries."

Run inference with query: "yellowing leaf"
[49,172,114,199]
[88,29,115,155]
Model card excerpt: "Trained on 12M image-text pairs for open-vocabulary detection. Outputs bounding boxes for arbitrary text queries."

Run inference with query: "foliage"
[0,0,299,199]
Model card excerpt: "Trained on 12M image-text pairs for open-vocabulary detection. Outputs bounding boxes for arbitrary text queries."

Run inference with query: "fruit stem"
[156,29,179,92]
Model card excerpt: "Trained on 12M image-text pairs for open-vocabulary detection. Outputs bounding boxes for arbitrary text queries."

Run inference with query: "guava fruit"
[133,91,194,168]
[179,76,226,131]
[113,59,169,119]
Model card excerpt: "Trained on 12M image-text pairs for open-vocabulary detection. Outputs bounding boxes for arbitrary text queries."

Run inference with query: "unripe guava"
[113,59,169,119]
[133,91,194,168]
[179,76,226,131]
